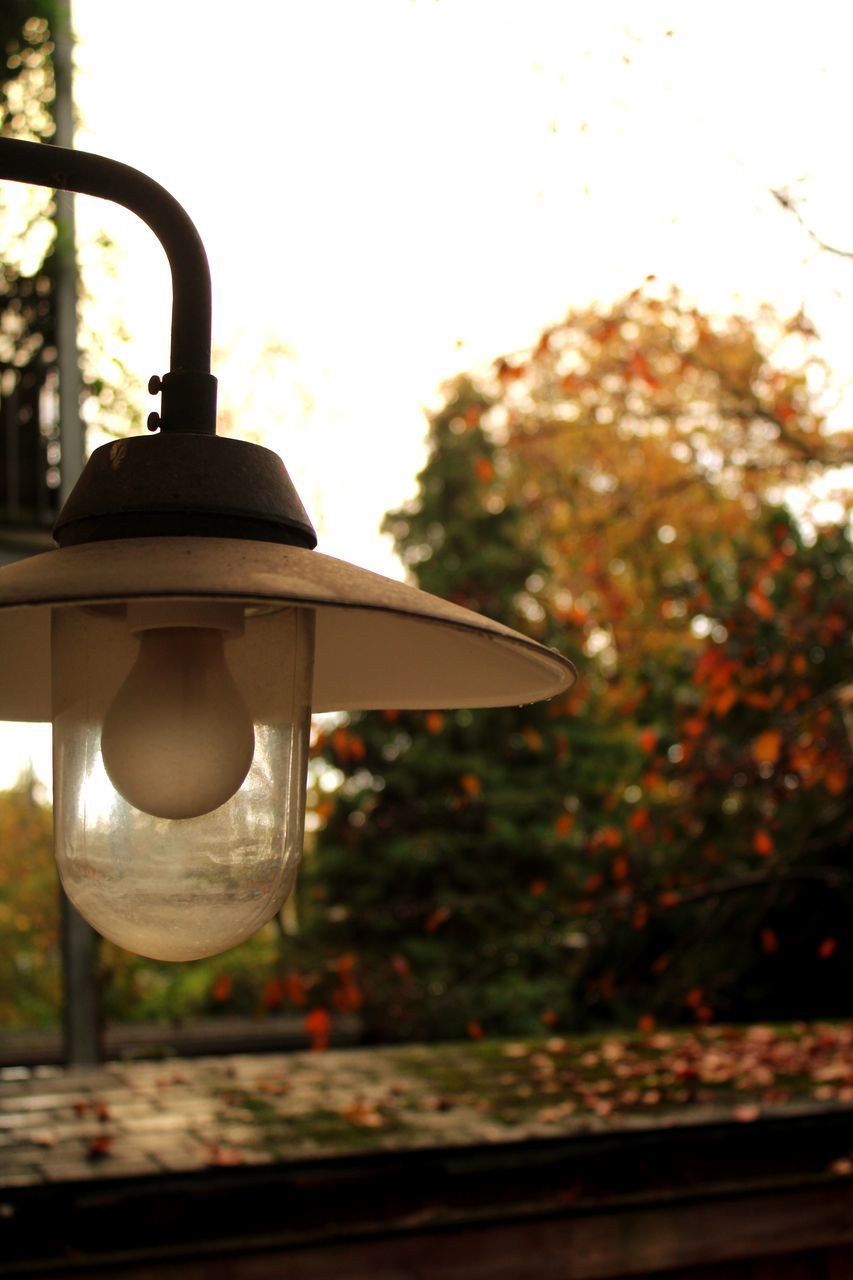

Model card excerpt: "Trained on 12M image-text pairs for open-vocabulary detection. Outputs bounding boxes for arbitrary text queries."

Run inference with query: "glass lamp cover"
[51,601,314,961]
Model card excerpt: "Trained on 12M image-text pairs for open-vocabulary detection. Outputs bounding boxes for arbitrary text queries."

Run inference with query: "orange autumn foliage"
[304,1007,331,1051]
[751,730,783,767]
[760,928,779,956]
[305,288,850,1043]
[555,812,575,837]
[211,974,232,1002]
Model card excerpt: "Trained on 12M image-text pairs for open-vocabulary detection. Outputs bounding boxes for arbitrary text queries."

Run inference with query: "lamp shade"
[0,535,576,722]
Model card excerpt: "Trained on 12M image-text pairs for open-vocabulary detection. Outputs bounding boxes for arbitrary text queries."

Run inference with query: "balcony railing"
[0,272,62,557]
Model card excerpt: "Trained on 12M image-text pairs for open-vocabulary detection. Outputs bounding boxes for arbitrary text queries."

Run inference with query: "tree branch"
[771,187,853,261]
[653,864,853,909]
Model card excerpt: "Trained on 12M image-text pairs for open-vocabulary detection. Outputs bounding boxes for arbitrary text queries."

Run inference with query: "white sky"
[4,0,853,786]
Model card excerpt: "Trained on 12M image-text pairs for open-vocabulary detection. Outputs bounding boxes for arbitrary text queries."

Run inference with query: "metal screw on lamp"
[0,137,576,962]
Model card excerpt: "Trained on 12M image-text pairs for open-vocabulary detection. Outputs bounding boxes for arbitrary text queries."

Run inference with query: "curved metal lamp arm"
[0,137,217,434]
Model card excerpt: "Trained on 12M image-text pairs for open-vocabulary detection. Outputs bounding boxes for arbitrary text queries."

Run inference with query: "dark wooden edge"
[3,1108,853,1277]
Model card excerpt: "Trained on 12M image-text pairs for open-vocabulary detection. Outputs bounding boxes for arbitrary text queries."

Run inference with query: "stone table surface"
[2,1024,853,1188]
[0,1044,558,1185]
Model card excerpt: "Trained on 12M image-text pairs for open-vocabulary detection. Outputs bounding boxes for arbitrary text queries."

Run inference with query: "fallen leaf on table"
[340,1101,384,1128]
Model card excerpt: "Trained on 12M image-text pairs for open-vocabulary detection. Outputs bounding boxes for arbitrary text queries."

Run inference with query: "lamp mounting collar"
[53,434,318,550]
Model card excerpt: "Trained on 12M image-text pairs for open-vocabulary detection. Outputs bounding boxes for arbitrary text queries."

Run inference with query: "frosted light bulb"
[102,610,255,820]
[52,602,314,962]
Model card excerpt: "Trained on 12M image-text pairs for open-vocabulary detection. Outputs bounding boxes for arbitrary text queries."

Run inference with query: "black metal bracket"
[0,136,217,434]
[0,137,318,550]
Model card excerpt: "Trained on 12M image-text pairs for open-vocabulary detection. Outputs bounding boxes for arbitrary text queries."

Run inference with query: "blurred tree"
[0,2,140,488]
[307,288,851,1040]
[636,510,852,1024]
[0,4,65,546]
[0,778,60,1026]
[307,384,590,1040]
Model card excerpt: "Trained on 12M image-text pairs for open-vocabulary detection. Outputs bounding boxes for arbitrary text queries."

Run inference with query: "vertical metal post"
[53,0,101,1067]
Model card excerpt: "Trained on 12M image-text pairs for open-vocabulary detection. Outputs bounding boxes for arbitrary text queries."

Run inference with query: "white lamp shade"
[0,536,576,721]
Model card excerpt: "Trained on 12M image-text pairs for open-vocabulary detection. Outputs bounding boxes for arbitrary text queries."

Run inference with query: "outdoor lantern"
[0,138,576,962]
